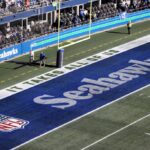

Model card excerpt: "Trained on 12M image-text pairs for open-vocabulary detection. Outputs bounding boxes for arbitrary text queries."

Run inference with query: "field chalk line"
[81,113,150,150]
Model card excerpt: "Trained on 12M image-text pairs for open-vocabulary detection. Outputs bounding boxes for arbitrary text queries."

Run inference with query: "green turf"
[18,86,150,150]
[0,20,150,89]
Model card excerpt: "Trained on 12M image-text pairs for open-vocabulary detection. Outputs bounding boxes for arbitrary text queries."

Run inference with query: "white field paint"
[81,113,150,150]
[145,133,150,136]
[0,35,150,100]
[33,59,150,109]
[12,84,150,150]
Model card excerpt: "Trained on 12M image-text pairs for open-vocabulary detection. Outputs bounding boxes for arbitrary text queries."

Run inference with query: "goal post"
[57,0,93,49]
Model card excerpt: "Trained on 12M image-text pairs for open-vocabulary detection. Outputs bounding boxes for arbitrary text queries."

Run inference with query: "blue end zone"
[0,43,150,149]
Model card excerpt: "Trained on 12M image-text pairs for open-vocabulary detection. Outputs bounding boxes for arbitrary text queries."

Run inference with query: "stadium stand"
[0,0,69,16]
[0,0,150,49]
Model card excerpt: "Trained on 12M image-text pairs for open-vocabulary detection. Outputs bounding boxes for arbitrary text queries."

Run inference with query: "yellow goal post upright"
[57,0,93,49]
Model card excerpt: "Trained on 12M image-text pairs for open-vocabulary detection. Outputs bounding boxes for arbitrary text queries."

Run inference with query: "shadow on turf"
[106,30,128,34]
[6,60,56,70]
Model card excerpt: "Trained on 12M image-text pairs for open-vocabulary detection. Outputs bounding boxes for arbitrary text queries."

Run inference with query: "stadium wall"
[0,9,150,62]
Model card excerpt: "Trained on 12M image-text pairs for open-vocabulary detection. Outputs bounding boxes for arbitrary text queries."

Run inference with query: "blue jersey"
[40,53,46,60]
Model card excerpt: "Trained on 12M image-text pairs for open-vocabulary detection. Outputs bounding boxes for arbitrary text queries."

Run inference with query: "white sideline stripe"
[81,113,150,150]
[12,84,150,150]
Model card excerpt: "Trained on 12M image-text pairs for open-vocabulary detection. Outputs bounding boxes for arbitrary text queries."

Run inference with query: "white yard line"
[145,133,150,136]
[81,113,150,150]
[12,84,150,150]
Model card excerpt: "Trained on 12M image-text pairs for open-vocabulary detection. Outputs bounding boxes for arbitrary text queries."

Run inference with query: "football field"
[0,20,150,150]
[17,86,150,150]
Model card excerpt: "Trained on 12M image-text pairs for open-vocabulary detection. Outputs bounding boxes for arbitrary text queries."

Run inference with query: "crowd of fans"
[118,0,150,12]
[53,2,118,30]
[0,0,69,15]
[0,0,150,49]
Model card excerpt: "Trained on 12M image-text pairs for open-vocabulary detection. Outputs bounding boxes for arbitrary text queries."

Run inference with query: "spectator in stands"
[0,32,3,47]
[79,8,85,21]
[17,0,23,8]
[2,0,6,11]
